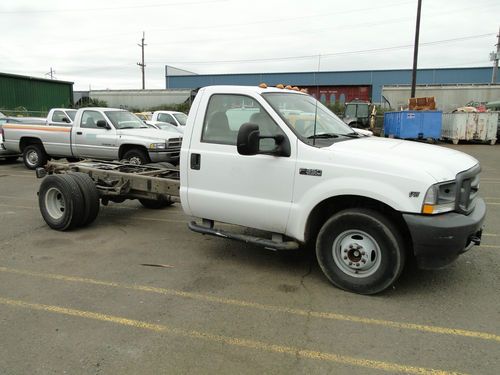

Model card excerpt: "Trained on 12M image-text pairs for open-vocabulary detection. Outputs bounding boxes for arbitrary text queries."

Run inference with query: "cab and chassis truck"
[34,85,486,295]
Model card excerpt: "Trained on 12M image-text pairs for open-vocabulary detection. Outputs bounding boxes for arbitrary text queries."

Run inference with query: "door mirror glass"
[96,120,110,129]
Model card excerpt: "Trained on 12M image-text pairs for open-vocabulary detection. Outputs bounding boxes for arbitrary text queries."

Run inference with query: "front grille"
[166,137,182,150]
[455,164,480,214]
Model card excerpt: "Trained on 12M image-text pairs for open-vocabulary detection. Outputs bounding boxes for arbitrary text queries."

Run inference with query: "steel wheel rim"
[128,156,142,165]
[332,230,382,278]
[26,150,39,166]
[45,187,66,220]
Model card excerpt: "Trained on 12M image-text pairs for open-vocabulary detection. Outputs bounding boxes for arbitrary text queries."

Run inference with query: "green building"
[0,72,73,116]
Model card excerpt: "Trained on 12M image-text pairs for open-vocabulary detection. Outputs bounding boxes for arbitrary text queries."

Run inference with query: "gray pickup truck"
[2,107,182,169]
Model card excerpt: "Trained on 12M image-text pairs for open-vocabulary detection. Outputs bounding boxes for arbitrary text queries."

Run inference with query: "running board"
[188,221,300,251]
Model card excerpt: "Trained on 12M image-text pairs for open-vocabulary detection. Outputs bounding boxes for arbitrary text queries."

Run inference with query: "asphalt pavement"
[0,143,499,374]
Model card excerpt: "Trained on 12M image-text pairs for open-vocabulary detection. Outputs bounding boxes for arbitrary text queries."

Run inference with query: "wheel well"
[19,137,44,152]
[119,144,148,159]
[304,195,412,253]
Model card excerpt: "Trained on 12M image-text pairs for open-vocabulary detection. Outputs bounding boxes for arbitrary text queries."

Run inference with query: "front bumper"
[403,198,486,270]
[148,150,180,164]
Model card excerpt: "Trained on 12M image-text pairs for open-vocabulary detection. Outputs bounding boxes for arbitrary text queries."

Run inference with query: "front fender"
[285,177,424,242]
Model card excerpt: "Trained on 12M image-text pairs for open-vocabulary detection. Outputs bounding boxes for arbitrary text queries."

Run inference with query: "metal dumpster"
[441,112,498,145]
[383,111,442,141]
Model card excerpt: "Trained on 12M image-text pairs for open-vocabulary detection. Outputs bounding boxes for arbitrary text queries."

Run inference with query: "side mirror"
[237,123,260,155]
[237,123,290,157]
[61,117,70,123]
[96,120,110,129]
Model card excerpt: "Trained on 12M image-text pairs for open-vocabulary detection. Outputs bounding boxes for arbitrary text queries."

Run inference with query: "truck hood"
[117,128,182,140]
[328,137,478,182]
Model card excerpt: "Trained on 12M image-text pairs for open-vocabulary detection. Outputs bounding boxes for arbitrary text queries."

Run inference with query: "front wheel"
[123,148,150,165]
[316,209,406,295]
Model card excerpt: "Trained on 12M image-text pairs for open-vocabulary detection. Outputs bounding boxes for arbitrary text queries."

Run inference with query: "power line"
[0,0,228,14]
[158,33,495,65]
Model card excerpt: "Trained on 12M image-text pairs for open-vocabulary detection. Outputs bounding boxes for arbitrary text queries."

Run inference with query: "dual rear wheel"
[39,173,100,230]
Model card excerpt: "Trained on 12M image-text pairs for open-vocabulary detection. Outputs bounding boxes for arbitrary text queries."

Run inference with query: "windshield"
[263,93,354,141]
[66,110,77,121]
[173,113,187,125]
[105,111,148,129]
[345,103,369,118]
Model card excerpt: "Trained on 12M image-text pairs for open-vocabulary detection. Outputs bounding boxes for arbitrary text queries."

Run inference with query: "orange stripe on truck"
[2,124,71,133]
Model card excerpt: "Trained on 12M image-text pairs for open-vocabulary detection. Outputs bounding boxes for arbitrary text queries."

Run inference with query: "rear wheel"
[123,148,150,165]
[316,208,406,295]
[68,172,100,226]
[23,144,48,169]
[38,174,85,230]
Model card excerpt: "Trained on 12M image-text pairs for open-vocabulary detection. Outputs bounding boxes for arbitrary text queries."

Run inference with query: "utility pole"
[410,0,422,98]
[491,26,500,83]
[137,31,147,90]
[45,67,56,79]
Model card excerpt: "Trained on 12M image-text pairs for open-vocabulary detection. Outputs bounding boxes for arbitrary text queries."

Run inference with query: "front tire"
[316,209,406,295]
[23,144,48,169]
[123,149,150,165]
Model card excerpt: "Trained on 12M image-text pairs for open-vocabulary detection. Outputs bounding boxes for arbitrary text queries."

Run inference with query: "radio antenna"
[312,53,321,146]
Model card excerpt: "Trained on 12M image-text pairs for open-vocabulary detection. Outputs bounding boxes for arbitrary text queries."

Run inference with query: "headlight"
[422,181,456,214]
[149,143,166,150]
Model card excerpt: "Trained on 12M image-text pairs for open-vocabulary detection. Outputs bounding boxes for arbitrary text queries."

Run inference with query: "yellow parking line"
[0,266,498,343]
[481,244,500,249]
[0,296,465,375]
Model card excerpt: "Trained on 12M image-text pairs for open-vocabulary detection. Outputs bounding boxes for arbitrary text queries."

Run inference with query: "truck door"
[73,110,118,159]
[186,93,296,234]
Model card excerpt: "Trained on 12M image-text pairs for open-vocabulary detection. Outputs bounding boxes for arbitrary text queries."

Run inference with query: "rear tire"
[38,174,86,230]
[68,172,100,226]
[123,149,150,165]
[139,198,173,209]
[23,144,48,170]
[316,208,406,295]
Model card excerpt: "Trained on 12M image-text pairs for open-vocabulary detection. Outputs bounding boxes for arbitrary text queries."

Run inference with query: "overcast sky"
[1,0,498,90]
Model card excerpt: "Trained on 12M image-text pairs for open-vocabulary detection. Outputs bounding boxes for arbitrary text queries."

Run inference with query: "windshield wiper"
[119,126,138,129]
[307,133,339,139]
[337,132,361,138]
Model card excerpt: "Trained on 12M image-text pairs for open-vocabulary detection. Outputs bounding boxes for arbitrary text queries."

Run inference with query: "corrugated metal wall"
[0,73,73,114]
[166,67,495,104]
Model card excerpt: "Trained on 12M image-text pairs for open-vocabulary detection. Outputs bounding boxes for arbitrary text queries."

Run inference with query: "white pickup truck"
[2,107,183,169]
[151,110,188,132]
[35,85,485,295]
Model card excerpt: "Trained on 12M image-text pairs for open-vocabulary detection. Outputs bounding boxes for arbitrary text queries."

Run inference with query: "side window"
[51,110,67,123]
[81,110,106,129]
[202,94,284,149]
[158,113,175,124]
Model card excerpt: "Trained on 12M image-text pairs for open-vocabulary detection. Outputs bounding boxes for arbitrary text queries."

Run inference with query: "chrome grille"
[166,137,182,150]
[456,164,480,214]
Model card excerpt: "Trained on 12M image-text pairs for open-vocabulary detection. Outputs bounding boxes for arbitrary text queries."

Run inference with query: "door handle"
[76,131,83,135]
[190,153,201,170]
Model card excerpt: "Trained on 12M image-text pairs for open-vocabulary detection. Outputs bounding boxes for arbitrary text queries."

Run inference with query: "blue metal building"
[166,67,495,104]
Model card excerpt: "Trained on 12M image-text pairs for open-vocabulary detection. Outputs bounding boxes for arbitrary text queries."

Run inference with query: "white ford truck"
[34,85,485,295]
[2,107,183,169]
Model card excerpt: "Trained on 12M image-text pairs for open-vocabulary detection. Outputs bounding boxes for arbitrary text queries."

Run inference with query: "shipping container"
[0,72,73,116]
[442,112,498,145]
[383,111,442,140]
